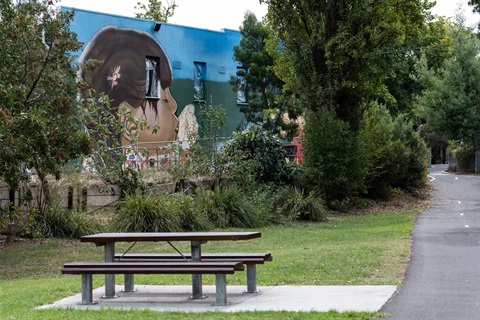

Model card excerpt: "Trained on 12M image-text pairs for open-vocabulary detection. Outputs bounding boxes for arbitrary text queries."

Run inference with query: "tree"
[0,1,91,208]
[382,17,454,117]
[230,11,295,136]
[263,0,432,202]
[134,0,176,22]
[413,16,480,151]
[468,0,480,13]
[264,0,434,129]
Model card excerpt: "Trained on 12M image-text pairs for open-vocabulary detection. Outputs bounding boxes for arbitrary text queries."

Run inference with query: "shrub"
[35,207,104,239]
[359,102,428,198]
[194,186,262,229]
[224,125,298,186]
[0,205,39,241]
[246,183,279,225]
[117,167,146,197]
[169,193,213,232]
[447,141,474,172]
[390,114,428,191]
[114,192,214,233]
[358,102,396,198]
[303,111,366,203]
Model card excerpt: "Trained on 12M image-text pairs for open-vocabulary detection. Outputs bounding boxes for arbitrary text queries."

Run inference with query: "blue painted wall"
[63,7,244,136]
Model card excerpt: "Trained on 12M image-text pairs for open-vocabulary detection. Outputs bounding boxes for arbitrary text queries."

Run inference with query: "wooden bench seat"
[62,261,243,306]
[115,253,273,293]
[115,252,273,262]
[114,252,273,293]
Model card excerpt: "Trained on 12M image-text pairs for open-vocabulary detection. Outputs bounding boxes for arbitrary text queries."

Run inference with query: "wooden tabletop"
[80,232,261,243]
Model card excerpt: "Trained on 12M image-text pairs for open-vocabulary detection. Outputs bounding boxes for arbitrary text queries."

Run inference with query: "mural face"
[79,26,179,150]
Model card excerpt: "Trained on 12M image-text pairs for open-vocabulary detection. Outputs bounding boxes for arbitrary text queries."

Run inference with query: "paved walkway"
[39,284,396,313]
[379,165,480,319]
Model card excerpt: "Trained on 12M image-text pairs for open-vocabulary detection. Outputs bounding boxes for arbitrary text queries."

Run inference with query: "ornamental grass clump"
[114,192,182,232]
[273,186,328,223]
[168,193,213,232]
[194,186,262,229]
[35,207,104,239]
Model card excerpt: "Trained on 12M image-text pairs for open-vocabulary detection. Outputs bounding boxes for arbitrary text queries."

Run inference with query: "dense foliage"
[413,16,480,152]
[260,0,445,203]
[134,0,176,22]
[230,12,297,136]
[224,125,298,186]
[359,102,428,198]
[0,1,91,205]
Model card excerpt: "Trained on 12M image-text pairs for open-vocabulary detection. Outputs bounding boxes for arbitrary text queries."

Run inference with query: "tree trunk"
[36,171,53,211]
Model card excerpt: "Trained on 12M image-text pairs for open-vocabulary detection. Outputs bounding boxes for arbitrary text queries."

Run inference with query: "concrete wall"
[0,184,120,212]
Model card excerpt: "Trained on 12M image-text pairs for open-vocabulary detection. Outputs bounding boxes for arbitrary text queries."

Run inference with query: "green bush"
[0,205,39,240]
[448,141,474,172]
[246,183,279,224]
[169,193,213,232]
[114,192,214,233]
[358,102,396,198]
[359,102,428,198]
[224,125,298,186]
[303,111,366,203]
[35,207,104,239]
[194,186,263,228]
[390,114,428,191]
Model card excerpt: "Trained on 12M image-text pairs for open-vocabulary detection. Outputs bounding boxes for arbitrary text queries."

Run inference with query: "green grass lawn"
[0,211,416,319]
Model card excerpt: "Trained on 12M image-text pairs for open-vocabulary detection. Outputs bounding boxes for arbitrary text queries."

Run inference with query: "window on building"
[194,62,206,101]
[236,67,247,105]
[146,57,159,98]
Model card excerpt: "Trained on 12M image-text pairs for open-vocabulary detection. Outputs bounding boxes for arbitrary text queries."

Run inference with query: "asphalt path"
[379,164,480,320]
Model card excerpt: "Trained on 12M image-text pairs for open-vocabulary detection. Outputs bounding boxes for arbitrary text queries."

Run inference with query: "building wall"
[64,7,244,142]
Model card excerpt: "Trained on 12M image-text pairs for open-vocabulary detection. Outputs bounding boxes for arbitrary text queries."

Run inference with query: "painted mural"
[64,6,247,161]
[79,26,181,151]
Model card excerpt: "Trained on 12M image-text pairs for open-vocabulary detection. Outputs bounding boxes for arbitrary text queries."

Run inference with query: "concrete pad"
[38,285,397,313]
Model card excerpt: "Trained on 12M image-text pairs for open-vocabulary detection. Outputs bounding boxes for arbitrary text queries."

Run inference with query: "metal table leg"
[103,242,116,298]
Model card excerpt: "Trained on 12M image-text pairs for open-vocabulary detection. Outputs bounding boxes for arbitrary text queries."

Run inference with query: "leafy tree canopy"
[230,11,300,138]
[263,0,433,130]
[413,16,480,149]
[0,0,91,198]
[469,0,480,13]
[134,0,176,22]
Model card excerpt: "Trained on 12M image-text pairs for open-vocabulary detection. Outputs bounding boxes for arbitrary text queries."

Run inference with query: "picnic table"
[67,232,268,305]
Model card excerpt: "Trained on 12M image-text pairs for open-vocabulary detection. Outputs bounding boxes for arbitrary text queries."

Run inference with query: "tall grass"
[273,186,329,222]
[114,192,183,232]
[194,186,263,228]
[114,192,214,232]
[35,207,105,238]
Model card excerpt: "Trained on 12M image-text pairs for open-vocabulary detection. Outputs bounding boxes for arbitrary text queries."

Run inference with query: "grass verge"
[0,210,417,319]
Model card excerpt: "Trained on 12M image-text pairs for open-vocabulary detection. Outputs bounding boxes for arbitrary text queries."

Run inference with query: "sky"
[58,0,479,31]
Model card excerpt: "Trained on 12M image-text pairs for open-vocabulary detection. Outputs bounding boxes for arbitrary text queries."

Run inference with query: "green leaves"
[0,1,91,203]
[134,0,177,22]
[414,18,480,149]
[230,12,291,136]
[223,125,297,186]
